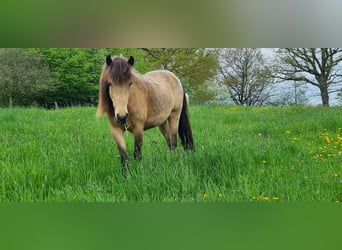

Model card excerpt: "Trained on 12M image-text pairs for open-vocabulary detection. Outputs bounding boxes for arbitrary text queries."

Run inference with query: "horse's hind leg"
[168,112,181,149]
[159,121,173,149]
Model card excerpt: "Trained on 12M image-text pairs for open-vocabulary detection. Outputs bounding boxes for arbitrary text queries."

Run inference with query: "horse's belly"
[144,113,170,130]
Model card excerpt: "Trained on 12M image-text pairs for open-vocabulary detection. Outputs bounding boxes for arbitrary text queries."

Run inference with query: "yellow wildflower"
[262,196,269,201]
[325,136,331,144]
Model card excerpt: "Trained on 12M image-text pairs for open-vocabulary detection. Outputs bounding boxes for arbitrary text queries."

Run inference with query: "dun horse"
[96,55,194,174]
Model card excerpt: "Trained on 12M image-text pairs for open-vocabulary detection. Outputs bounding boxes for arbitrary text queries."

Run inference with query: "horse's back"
[137,70,184,127]
[143,70,183,105]
[144,70,182,91]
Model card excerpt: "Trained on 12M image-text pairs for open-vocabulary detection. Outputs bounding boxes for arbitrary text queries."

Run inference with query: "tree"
[0,48,55,107]
[290,81,308,105]
[141,48,218,103]
[270,81,308,106]
[30,48,151,107]
[217,48,274,106]
[338,92,342,104]
[30,48,99,106]
[274,48,342,107]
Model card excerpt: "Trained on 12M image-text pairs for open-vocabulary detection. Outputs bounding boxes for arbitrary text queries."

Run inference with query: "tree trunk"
[9,95,13,108]
[319,85,330,107]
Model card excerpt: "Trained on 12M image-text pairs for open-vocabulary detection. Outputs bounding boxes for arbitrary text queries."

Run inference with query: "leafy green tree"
[141,48,218,103]
[0,48,55,107]
[30,48,97,106]
[30,48,151,107]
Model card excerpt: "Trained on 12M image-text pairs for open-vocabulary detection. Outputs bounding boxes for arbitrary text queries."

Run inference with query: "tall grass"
[0,106,341,201]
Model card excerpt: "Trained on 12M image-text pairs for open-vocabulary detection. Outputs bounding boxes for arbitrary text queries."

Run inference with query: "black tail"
[178,93,195,150]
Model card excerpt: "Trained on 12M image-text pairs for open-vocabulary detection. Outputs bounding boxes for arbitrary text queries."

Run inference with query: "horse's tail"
[178,93,195,150]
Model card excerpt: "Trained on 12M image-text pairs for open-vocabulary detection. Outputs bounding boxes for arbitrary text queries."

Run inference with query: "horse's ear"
[106,55,112,66]
[127,56,134,66]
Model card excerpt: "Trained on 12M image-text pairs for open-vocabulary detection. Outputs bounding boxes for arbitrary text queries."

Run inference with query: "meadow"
[0,105,341,202]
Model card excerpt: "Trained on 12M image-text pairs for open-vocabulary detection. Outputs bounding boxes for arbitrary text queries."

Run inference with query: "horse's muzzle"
[115,112,129,125]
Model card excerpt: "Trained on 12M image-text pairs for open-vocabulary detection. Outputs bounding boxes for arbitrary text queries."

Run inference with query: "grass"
[0,105,341,202]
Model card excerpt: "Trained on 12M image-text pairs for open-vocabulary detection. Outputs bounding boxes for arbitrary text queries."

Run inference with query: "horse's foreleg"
[118,146,128,173]
[110,126,128,175]
[133,129,144,160]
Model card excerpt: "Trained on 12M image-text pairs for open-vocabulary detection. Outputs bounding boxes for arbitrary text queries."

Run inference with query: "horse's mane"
[108,57,132,84]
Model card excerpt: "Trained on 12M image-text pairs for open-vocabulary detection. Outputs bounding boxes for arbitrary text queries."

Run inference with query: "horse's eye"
[129,82,132,86]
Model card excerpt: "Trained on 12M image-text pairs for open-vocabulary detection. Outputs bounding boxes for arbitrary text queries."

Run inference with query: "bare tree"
[274,48,342,106]
[217,48,274,106]
[271,81,308,106]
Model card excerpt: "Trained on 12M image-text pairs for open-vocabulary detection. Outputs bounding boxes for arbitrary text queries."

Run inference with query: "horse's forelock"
[109,57,132,84]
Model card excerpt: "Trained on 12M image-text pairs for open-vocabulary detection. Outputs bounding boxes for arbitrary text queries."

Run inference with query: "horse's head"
[105,55,134,125]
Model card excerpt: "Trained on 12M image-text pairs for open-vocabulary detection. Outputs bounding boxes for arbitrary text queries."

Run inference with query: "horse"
[96,55,194,175]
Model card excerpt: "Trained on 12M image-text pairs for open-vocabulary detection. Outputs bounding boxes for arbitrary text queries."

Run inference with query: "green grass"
[0,105,341,202]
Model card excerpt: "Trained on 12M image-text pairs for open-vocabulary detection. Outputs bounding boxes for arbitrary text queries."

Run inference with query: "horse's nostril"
[116,113,128,124]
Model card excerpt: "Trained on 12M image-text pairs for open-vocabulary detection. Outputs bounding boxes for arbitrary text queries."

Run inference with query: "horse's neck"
[131,73,149,95]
